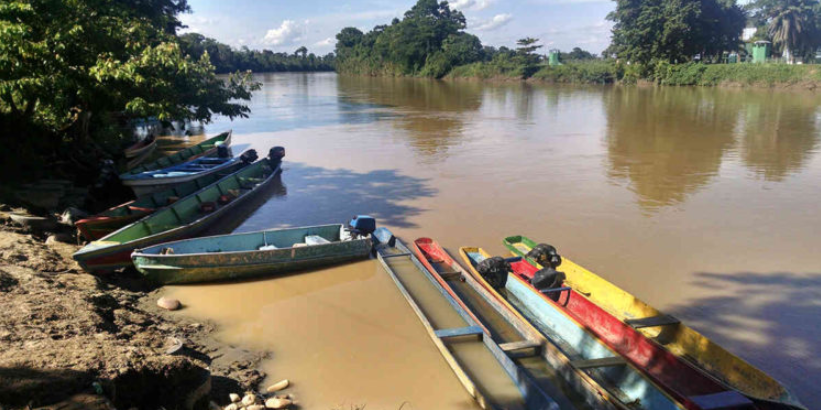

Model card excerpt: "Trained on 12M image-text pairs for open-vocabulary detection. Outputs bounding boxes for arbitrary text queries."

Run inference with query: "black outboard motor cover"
[476,256,510,289]
[217,144,230,158]
[240,149,258,163]
[269,146,285,161]
[349,215,376,237]
[531,267,565,290]
[526,243,562,268]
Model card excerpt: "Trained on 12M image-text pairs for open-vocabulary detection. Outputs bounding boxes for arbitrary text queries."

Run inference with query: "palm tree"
[765,0,818,63]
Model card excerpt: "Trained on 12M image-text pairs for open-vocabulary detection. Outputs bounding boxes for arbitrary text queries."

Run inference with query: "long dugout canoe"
[121,152,243,197]
[120,130,232,177]
[73,148,283,273]
[461,247,686,410]
[504,235,805,410]
[373,229,559,410]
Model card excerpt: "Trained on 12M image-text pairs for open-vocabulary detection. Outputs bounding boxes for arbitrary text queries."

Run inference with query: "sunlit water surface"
[166,72,821,407]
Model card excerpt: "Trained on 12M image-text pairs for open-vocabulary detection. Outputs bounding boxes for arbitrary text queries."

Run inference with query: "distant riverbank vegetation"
[179,33,335,73]
[334,0,821,88]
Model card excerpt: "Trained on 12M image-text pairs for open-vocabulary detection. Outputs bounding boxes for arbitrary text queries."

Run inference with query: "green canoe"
[73,147,284,273]
[76,156,253,240]
[121,130,232,177]
[132,224,374,284]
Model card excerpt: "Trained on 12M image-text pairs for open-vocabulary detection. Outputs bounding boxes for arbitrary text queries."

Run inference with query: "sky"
[179,0,616,56]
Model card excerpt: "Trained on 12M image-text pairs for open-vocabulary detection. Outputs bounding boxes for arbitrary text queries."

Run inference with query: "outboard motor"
[476,256,510,290]
[531,267,566,300]
[526,243,562,268]
[348,215,376,239]
[217,143,230,158]
[239,149,258,164]
[269,146,285,163]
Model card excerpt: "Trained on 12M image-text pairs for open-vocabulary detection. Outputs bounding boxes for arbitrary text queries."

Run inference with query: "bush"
[531,61,618,84]
[653,62,821,86]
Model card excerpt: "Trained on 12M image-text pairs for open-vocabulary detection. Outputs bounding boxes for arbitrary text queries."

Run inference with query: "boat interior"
[141,224,345,255]
[126,131,228,175]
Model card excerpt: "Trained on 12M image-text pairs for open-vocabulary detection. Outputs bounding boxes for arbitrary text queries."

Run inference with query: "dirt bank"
[0,225,268,409]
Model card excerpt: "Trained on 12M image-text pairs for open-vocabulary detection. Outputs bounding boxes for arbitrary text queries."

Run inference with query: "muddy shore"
[0,217,269,409]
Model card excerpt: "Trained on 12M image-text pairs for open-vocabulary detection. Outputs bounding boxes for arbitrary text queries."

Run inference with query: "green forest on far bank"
[334,0,821,86]
[179,33,335,73]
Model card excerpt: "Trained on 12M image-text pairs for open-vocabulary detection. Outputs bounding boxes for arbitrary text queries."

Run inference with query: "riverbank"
[444,61,821,89]
[0,216,267,409]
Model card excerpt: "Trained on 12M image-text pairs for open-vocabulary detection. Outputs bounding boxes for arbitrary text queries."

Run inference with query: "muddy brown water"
[166,73,821,407]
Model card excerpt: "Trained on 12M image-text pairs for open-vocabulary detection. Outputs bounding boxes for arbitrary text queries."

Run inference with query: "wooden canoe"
[120,152,243,197]
[124,136,157,159]
[413,238,620,410]
[121,130,232,177]
[460,247,686,410]
[76,159,253,240]
[73,150,283,273]
[504,235,805,410]
[132,224,373,285]
[372,229,559,410]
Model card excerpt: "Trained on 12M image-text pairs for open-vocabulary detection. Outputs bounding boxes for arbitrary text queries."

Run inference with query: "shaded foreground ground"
[0,223,267,409]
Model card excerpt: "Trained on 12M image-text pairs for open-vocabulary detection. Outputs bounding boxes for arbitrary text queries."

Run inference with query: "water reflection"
[337,76,483,160]
[605,87,739,210]
[735,93,820,181]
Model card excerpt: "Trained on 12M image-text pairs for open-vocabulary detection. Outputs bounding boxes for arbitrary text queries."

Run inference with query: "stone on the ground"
[156,296,181,311]
[265,379,289,393]
[46,233,73,245]
[241,393,257,406]
[224,404,239,410]
[229,393,241,403]
[264,397,291,409]
[247,405,265,410]
[0,204,9,211]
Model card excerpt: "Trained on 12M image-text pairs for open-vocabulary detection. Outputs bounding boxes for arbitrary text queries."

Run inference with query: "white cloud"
[314,37,336,47]
[472,13,513,31]
[179,15,220,34]
[262,20,307,46]
[450,0,494,11]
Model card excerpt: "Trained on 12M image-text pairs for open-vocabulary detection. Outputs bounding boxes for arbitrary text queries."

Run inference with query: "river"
[165,72,821,408]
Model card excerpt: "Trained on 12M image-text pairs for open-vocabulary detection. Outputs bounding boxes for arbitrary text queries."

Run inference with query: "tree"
[0,0,258,179]
[443,33,484,66]
[334,0,476,76]
[515,37,543,74]
[516,37,543,56]
[748,0,819,62]
[562,47,597,61]
[295,46,308,58]
[607,0,745,64]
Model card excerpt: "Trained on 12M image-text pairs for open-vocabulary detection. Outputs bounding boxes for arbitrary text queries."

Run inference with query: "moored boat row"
[67,129,804,410]
[73,147,284,273]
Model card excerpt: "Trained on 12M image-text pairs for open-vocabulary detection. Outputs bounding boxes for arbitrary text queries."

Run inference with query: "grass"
[653,62,821,86]
[530,61,620,84]
[447,60,821,88]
